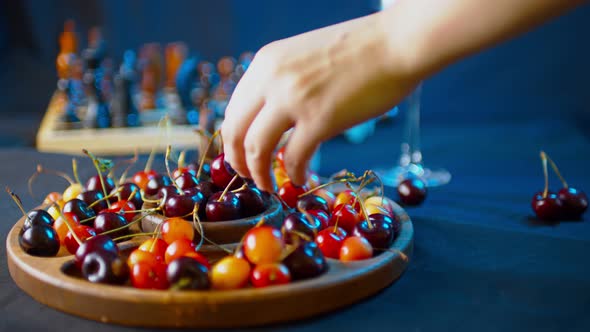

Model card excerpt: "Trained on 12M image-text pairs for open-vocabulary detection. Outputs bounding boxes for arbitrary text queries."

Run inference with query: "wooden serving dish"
[6,201,413,328]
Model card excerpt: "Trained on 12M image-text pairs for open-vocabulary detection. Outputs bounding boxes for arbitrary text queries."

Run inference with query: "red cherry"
[250,263,291,288]
[278,181,307,208]
[64,225,97,254]
[210,153,244,189]
[132,170,158,190]
[328,204,362,234]
[340,236,373,261]
[131,261,169,290]
[107,200,136,222]
[315,227,347,259]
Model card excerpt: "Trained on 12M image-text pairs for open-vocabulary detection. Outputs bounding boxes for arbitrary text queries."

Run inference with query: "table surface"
[2,5,590,332]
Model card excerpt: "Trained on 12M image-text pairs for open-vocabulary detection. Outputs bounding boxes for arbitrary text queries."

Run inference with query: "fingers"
[243,105,293,192]
[221,69,264,178]
[283,123,320,187]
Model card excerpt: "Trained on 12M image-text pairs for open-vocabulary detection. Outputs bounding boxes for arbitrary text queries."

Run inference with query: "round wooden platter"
[6,202,413,328]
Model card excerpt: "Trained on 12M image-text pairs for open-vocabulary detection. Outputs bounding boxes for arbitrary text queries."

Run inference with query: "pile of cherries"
[10,138,404,291]
[532,151,587,221]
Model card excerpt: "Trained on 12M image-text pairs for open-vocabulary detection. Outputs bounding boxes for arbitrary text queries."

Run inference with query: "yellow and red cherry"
[43,192,62,205]
[339,236,373,261]
[297,194,330,214]
[275,146,286,169]
[210,256,251,290]
[85,175,116,194]
[130,261,169,290]
[132,170,158,191]
[250,263,291,288]
[352,214,395,250]
[164,238,195,264]
[62,183,83,202]
[94,211,128,239]
[65,225,97,254]
[205,191,242,221]
[166,257,210,290]
[53,212,80,244]
[307,209,330,230]
[365,204,391,217]
[315,227,347,259]
[161,217,195,244]
[138,238,168,260]
[334,190,361,212]
[364,196,396,216]
[127,249,162,267]
[243,226,284,265]
[328,204,362,234]
[75,234,118,268]
[278,181,307,208]
[273,167,289,188]
[397,178,427,206]
[283,241,327,280]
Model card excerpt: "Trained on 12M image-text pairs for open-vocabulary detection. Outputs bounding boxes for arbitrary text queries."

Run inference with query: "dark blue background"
[0,1,589,331]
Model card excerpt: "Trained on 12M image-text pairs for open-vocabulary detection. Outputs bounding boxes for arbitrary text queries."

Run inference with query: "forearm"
[380,0,587,78]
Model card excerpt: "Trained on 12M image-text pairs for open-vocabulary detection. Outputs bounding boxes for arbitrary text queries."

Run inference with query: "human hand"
[221,10,421,192]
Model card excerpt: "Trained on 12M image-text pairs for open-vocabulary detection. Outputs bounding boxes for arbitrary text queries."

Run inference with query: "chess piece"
[62,56,85,124]
[139,65,157,111]
[165,42,187,89]
[56,20,78,80]
[175,57,199,123]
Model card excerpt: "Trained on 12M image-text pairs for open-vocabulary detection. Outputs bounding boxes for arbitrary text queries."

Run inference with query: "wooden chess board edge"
[36,91,203,156]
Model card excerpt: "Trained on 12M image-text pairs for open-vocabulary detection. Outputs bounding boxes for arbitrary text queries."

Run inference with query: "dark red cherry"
[531,191,549,212]
[205,191,242,221]
[78,190,108,215]
[75,234,118,268]
[532,193,563,221]
[307,209,330,230]
[172,167,196,179]
[166,257,210,290]
[85,175,116,193]
[158,185,181,201]
[183,187,207,220]
[63,198,96,221]
[282,212,321,241]
[23,209,54,231]
[195,180,219,200]
[353,214,395,251]
[188,161,210,178]
[144,175,172,197]
[82,251,129,285]
[283,241,327,281]
[163,190,205,220]
[19,224,60,257]
[174,173,199,190]
[235,187,265,217]
[558,187,588,219]
[397,178,427,206]
[210,153,244,189]
[94,211,128,239]
[297,194,329,214]
[111,182,143,210]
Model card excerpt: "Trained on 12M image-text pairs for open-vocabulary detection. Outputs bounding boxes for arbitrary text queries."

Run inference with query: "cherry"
[283,241,327,281]
[558,187,588,219]
[173,172,200,190]
[82,251,129,285]
[65,225,97,254]
[235,186,265,217]
[278,181,307,208]
[163,190,205,220]
[43,192,62,205]
[533,193,563,221]
[111,182,143,210]
[194,180,218,200]
[364,196,395,216]
[282,211,322,241]
[86,175,116,194]
[205,191,242,221]
[127,249,163,267]
[132,170,158,191]
[250,263,291,288]
[297,194,330,214]
[94,211,128,239]
[210,256,251,290]
[243,226,284,265]
[19,224,60,257]
[307,210,330,230]
[275,146,286,169]
[334,190,361,212]
[108,200,136,222]
[340,236,373,261]
[315,227,347,259]
[23,210,54,231]
[172,166,196,180]
[62,198,96,222]
[144,175,172,197]
[188,161,210,178]
[161,217,195,244]
[210,153,244,189]
[183,187,207,220]
[131,261,169,290]
[352,214,395,251]
[78,190,108,215]
[314,189,336,211]
[182,251,210,270]
[75,234,118,268]
[53,212,81,244]
[397,178,427,206]
[328,204,361,234]
[158,185,180,200]
[138,238,168,260]
[166,257,210,290]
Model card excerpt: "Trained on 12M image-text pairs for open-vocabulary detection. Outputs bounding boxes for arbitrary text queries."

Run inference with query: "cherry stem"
[148,223,163,253]
[373,247,409,262]
[144,117,169,173]
[545,154,569,188]
[118,207,160,214]
[217,128,224,155]
[88,187,122,208]
[540,151,549,198]
[231,183,249,193]
[83,149,111,208]
[71,158,82,185]
[273,193,291,210]
[218,174,239,202]
[127,188,138,202]
[178,150,186,169]
[191,205,204,251]
[115,149,139,185]
[5,187,28,219]
[79,215,96,224]
[165,145,183,194]
[36,164,75,185]
[348,181,373,229]
[54,202,82,245]
[196,129,219,179]
[140,191,161,204]
[298,178,350,198]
